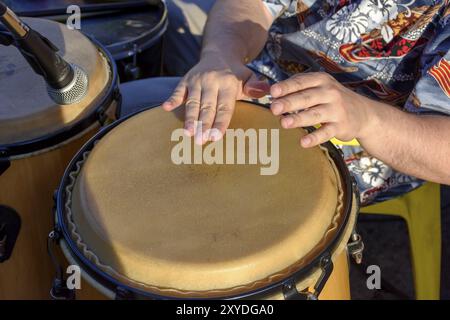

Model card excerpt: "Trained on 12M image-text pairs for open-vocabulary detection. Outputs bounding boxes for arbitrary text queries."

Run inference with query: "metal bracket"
[97,108,108,126]
[50,277,76,300]
[282,252,333,300]
[0,205,21,263]
[48,229,76,300]
[113,88,123,120]
[124,44,141,81]
[282,280,315,300]
[348,231,364,264]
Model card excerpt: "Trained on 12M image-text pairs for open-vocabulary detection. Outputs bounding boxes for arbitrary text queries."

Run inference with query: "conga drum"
[0,17,120,299]
[54,101,360,300]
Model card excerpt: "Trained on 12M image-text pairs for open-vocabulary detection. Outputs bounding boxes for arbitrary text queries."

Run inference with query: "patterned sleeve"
[261,0,298,19]
[404,12,450,116]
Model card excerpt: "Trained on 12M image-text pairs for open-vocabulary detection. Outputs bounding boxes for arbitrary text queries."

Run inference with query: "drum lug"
[348,231,364,264]
[50,277,76,300]
[113,87,122,103]
[97,109,108,126]
[113,88,123,120]
[282,281,312,300]
[124,63,141,81]
[282,252,333,300]
[0,206,21,263]
[48,229,76,300]
[124,44,141,81]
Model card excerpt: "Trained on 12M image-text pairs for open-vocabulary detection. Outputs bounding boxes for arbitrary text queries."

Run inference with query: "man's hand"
[162,0,273,144]
[162,55,270,144]
[270,72,374,148]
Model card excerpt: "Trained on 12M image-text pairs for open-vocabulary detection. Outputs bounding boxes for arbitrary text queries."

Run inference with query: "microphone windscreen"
[47,64,89,105]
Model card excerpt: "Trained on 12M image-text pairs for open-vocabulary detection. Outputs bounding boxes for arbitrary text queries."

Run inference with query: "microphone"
[0,2,88,105]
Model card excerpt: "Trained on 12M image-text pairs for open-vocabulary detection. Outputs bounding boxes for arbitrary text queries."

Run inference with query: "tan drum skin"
[63,213,354,300]
[59,102,358,300]
[0,18,116,299]
[63,193,356,300]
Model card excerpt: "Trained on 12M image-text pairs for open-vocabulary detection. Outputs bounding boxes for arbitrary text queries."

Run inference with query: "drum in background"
[53,101,361,300]
[11,0,168,82]
[79,1,167,82]
[0,17,120,299]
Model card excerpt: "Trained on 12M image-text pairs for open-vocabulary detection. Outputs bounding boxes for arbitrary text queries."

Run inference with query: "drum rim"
[0,35,120,159]
[98,1,168,60]
[55,103,355,300]
[11,1,158,18]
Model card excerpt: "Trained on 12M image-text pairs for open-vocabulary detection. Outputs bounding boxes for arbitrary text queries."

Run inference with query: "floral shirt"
[251,0,450,116]
[249,0,450,204]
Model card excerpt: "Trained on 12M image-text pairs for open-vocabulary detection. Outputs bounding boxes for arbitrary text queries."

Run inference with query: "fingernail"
[271,85,282,97]
[209,129,222,142]
[248,89,265,97]
[282,117,293,128]
[162,101,172,109]
[194,128,203,145]
[301,136,312,147]
[184,123,194,136]
[184,128,193,137]
[271,102,283,115]
[194,134,203,145]
[202,131,210,143]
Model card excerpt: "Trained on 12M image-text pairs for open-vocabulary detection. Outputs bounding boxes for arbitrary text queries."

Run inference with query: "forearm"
[201,0,272,65]
[359,101,450,184]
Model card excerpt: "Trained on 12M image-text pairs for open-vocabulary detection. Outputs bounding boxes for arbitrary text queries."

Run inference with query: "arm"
[163,0,273,144]
[358,103,450,184]
[201,0,273,68]
[269,73,450,185]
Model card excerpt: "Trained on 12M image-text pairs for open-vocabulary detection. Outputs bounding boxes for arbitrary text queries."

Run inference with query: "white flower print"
[380,24,395,43]
[359,157,392,187]
[326,6,369,43]
[359,0,399,24]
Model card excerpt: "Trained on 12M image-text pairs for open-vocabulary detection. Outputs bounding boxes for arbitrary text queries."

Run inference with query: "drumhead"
[0,18,111,146]
[61,102,351,298]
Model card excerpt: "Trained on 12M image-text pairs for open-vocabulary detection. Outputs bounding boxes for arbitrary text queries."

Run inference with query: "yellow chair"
[330,136,441,299]
[361,182,441,300]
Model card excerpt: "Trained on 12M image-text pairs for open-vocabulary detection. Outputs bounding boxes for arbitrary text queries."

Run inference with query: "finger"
[184,85,202,136]
[197,86,219,144]
[271,87,330,115]
[211,88,237,140]
[162,81,188,111]
[280,104,335,128]
[243,73,271,98]
[301,123,337,148]
[270,72,330,98]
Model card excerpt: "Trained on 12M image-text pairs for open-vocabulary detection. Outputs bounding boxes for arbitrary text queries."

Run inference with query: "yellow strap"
[312,125,360,146]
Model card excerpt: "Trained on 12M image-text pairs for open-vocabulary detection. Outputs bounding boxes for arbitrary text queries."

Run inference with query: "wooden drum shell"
[0,125,99,299]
